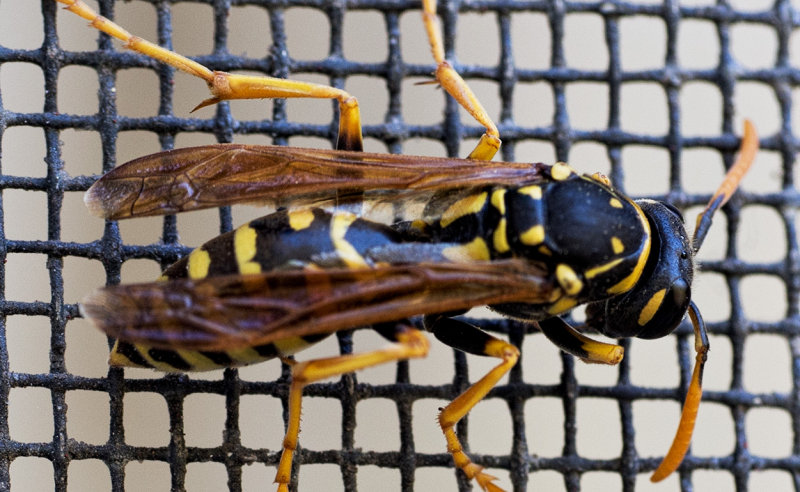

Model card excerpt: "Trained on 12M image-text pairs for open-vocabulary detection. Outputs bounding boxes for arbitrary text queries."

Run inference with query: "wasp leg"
[54,0,363,151]
[421,0,501,161]
[274,323,429,492]
[538,316,624,365]
[424,314,517,492]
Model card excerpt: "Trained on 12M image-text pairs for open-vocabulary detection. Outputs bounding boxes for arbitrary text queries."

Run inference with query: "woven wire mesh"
[0,0,798,491]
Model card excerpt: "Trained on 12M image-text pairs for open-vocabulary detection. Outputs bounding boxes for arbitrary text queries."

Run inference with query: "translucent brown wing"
[85,145,548,219]
[80,259,552,351]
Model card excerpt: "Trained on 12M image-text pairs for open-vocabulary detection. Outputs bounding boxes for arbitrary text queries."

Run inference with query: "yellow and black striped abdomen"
[110,208,405,371]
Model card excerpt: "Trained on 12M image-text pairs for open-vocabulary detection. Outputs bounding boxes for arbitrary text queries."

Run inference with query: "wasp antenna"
[650,301,708,482]
[693,120,758,250]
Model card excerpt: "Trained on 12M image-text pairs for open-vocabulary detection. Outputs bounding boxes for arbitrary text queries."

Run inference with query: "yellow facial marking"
[538,245,553,256]
[556,263,583,296]
[551,162,574,181]
[520,224,545,246]
[611,236,625,254]
[547,296,578,315]
[442,237,491,262]
[517,185,542,200]
[187,248,211,279]
[440,192,488,228]
[609,198,623,209]
[638,289,667,326]
[491,189,506,214]
[288,209,315,230]
[493,219,510,253]
[331,213,368,268]
[235,224,262,275]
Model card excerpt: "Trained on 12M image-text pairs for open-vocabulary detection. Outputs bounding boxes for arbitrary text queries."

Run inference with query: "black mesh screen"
[1,0,797,491]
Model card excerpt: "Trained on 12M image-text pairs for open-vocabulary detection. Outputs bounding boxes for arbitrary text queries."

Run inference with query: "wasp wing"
[84,145,548,219]
[80,259,552,351]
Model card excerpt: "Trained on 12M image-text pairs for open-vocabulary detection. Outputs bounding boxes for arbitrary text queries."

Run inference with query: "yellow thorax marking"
[288,209,315,230]
[590,172,612,186]
[607,201,651,294]
[551,162,574,181]
[517,185,542,200]
[585,258,623,279]
[547,295,578,315]
[611,236,625,254]
[520,224,545,246]
[556,263,583,296]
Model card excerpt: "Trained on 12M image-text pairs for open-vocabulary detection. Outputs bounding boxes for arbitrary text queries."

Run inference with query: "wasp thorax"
[585,200,694,339]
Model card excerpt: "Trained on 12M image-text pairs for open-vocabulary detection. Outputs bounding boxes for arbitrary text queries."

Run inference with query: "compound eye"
[673,278,690,303]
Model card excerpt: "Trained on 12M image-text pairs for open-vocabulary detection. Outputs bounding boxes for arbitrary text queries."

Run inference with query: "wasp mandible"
[56,0,758,490]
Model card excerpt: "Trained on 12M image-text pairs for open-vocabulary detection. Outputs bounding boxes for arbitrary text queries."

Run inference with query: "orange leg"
[421,0,502,160]
[54,0,364,150]
[56,0,501,158]
[427,316,518,492]
[274,326,429,492]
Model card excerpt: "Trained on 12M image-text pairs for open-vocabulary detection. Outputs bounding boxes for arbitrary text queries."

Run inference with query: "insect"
[59,0,758,490]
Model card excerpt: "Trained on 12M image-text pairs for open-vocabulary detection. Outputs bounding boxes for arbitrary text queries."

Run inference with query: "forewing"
[84,145,547,219]
[80,260,552,351]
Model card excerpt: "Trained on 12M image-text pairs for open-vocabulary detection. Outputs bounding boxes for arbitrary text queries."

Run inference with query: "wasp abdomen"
[110,208,407,371]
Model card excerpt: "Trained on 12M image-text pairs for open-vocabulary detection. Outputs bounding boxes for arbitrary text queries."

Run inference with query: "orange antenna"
[651,120,758,482]
[694,120,758,250]
[650,303,707,482]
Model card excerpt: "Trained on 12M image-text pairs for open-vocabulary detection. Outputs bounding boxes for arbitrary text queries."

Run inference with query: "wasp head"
[585,199,694,339]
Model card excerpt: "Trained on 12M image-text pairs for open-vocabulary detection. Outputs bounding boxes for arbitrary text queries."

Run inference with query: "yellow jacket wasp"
[58,0,758,490]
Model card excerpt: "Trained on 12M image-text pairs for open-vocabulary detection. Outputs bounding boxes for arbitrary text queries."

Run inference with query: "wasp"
[59,0,758,490]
